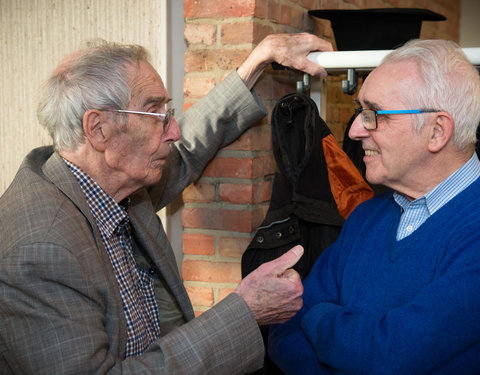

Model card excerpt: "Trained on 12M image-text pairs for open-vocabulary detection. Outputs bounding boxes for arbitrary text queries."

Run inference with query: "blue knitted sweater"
[269,178,480,374]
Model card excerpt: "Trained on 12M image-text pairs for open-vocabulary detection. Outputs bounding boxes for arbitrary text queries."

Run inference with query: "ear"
[83,109,108,152]
[427,112,454,153]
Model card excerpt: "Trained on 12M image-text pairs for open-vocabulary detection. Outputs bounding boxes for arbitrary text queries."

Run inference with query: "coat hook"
[342,68,358,95]
[297,73,310,93]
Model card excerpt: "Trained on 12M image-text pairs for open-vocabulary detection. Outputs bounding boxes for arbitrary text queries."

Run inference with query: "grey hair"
[37,39,151,152]
[381,39,480,151]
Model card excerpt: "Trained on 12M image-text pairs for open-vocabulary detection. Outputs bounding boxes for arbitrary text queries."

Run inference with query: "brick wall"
[182,0,460,315]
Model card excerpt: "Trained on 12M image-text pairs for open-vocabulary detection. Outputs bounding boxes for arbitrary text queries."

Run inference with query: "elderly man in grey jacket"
[0,33,332,374]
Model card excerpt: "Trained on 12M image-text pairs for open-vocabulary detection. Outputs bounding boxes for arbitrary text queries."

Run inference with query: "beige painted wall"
[0,0,168,194]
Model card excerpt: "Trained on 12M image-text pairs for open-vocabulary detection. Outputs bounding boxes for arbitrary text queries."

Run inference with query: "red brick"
[298,0,319,8]
[182,260,242,283]
[185,0,256,18]
[203,157,255,179]
[183,76,216,98]
[280,5,292,25]
[364,0,386,8]
[253,180,272,203]
[255,0,268,19]
[182,233,215,255]
[183,182,216,203]
[292,6,306,30]
[184,23,216,46]
[268,0,280,23]
[202,156,269,179]
[223,125,272,152]
[272,76,301,100]
[182,207,255,232]
[185,49,251,73]
[185,285,214,306]
[252,23,275,45]
[184,51,211,72]
[321,0,341,7]
[265,153,277,175]
[219,183,253,204]
[252,156,268,179]
[219,236,252,258]
[222,22,255,44]
[218,180,270,205]
[218,288,237,302]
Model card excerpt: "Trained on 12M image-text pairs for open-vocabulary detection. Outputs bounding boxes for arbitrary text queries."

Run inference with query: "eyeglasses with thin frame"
[354,108,441,130]
[109,108,175,132]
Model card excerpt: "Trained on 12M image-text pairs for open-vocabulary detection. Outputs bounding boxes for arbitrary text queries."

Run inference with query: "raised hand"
[237,33,333,89]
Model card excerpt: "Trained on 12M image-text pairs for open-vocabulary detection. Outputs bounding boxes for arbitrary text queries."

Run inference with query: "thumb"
[270,245,304,276]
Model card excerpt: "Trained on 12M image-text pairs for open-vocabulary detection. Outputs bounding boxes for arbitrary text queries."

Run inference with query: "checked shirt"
[64,159,161,357]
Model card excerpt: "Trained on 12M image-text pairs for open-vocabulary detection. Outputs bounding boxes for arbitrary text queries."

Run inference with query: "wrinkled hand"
[235,245,304,326]
[257,32,333,76]
[237,33,333,89]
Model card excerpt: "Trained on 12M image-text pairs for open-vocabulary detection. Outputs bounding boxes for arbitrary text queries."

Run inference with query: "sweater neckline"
[387,176,480,260]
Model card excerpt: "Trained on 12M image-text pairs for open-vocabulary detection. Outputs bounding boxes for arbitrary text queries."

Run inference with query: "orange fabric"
[322,134,374,219]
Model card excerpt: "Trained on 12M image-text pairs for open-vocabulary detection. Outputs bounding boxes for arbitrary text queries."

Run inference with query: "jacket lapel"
[129,190,195,321]
[41,147,194,320]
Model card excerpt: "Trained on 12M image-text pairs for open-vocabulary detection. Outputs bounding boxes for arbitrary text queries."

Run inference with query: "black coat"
[242,93,373,375]
[242,93,372,280]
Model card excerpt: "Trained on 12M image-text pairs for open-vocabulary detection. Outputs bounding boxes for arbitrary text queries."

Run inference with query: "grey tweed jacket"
[0,72,266,374]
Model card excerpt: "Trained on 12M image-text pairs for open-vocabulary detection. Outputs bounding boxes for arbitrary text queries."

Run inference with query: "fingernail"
[293,246,303,256]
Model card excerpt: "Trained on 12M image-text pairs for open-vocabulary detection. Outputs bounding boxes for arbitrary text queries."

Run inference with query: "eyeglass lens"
[163,108,175,131]
[361,109,377,130]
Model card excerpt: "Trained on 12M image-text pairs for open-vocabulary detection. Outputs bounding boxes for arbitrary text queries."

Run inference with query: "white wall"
[0,0,187,269]
[0,0,169,194]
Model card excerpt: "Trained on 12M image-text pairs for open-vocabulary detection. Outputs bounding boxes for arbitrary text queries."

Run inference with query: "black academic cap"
[308,8,446,51]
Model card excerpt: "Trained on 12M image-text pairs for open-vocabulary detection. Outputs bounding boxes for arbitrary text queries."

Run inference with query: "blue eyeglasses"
[110,108,175,132]
[354,108,441,130]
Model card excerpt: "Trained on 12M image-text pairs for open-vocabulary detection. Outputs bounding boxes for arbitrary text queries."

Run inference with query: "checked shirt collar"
[63,158,161,357]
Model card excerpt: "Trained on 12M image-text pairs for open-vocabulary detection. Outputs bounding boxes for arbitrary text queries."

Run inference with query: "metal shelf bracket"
[341,68,358,95]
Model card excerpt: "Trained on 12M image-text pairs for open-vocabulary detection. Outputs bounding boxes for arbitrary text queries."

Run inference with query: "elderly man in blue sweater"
[269,39,480,374]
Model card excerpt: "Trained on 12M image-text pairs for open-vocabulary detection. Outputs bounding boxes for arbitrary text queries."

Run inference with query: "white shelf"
[307,47,480,72]
[307,47,480,117]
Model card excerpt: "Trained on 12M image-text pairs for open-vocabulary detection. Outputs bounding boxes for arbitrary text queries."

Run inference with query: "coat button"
[257,235,264,243]
[275,231,282,239]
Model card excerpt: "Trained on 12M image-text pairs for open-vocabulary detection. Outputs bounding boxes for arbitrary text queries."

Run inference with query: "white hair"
[37,39,150,151]
[382,39,480,151]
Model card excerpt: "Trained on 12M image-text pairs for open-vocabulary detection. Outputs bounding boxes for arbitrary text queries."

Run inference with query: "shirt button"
[406,225,414,232]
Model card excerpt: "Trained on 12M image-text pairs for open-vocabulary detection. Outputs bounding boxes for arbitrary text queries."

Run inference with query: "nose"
[165,116,181,142]
[348,113,370,141]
